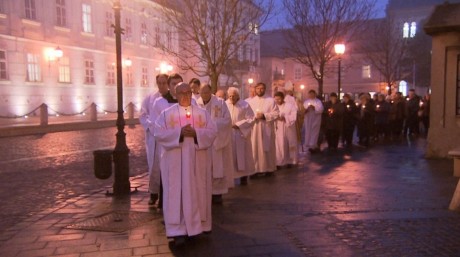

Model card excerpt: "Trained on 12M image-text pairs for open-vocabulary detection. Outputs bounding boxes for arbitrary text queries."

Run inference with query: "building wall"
[426,32,460,158]
[0,0,178,117]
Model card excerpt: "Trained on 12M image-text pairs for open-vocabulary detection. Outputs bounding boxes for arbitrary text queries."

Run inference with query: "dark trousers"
[342,126,355,147]
[326,129,340,149]
[375,122,389,138]
[390,119,404,137]
[404,116,419,135]
[358,125,370,147]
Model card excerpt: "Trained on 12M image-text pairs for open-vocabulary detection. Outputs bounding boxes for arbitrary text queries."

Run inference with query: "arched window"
[403,22,409,38]
[410,22,417,38]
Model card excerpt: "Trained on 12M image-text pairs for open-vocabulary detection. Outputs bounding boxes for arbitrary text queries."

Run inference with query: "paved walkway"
[0,138,459,257]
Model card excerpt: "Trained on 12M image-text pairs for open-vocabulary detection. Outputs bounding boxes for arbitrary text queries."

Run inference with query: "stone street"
[1,125,460,257]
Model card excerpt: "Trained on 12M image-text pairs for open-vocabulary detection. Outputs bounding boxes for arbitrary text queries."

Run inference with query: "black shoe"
[212,195,223,205]
[240,176,248,185]
[265,172,275,177]
[173,236,187,247]
[148,193,158,205]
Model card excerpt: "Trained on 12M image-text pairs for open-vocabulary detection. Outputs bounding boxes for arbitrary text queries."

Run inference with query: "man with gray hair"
[226,87,256,185]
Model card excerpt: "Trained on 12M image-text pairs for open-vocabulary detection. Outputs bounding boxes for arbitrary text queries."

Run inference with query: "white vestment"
[192,93,200,102]
[226,99,255,182]
[154,104,217,237]
[275,102,298,166]
[247,95,279,173]
[139,91,161,173]
[284,94,298,111]
[303,98,324,149]
[197,95,233,194]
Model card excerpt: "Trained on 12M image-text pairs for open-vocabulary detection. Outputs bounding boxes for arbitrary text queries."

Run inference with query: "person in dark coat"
[357,94,374,148]
[374,94,391,140]
[342,93,358,148]
[323,93,344,150]
[389,92,405,140]
[420,92,430,136]
[404,89,420,137]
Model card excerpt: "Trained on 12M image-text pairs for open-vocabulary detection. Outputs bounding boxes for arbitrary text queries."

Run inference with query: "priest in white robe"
[247,82,279,176]
[197,84,233,204]
[139,74,169,205]
[189,78,201,102]
[283,81,298,111]
[154,83,217,244]
[226,87,255,185]
[303,90,324,153]
[274,91,298,167]
[148,73,183,207]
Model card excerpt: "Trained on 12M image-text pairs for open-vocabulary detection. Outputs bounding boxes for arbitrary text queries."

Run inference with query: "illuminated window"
[82,4,92,33]
[399,80,407,96]
[154,26,160,47]
[56,0,66,27]
[58,57,70,83]
[106,63,115,85]
[0,50,7,80]
[248,22,259,35]
[410,22,417,38]
[141,66,148,87]
[25,0,37,20]
[124,18,132,42]
[403,22,409,38]
[362,65,371,78]
[125,67,133,87]
[105,12,113,37]
[141,22,147,44]
[84,59,94,84]
[26,53,40,82]
[294,67,302,80]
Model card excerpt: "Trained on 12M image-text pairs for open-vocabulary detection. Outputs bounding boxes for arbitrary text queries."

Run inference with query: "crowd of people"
[139,74,430,245]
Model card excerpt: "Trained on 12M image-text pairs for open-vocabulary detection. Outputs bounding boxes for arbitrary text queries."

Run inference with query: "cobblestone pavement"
[0,126,147,234]
[1,131,460,257]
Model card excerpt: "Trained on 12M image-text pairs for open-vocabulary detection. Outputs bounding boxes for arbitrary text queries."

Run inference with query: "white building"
[0,0,178,117]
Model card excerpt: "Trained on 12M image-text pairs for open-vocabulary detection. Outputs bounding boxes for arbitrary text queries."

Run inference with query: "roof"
[424,2,460,35]
[387,0,460,9]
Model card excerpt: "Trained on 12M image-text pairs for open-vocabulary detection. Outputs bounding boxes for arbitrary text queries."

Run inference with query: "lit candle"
[355,102,359,106]
[186,110,191,118]
[328,108,334,115]
[376,104,380,108]
[363,105,366,109]
[419,101,423,107]
[346,104,350,109]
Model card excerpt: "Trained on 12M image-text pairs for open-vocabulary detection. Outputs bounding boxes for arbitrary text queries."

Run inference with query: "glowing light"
[124,58,132,67]
[104,112,108,115]
[82,112,86,116]
[157,62,173,74]
[24,115,28,119]
[334,43,346,55]
[248,78,254,84]
[54,46,63,58]
[56,114,60,117]
[300,84,305,90]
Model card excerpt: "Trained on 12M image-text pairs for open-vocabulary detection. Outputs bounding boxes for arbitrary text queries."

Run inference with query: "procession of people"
[140,74,430,246]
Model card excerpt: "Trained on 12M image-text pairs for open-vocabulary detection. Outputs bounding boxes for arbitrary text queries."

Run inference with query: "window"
[362,65,371,79]
[26,53,40,82]
[154,26,160,47]
[25,0,37,20]
[106,63,115,85]
[125,67,133,86]
[403,22,409,38]
[410,22,417,38]
[58,57,70,83]
[457,55,460,115]
[248,22,259,35]
[141,22,147,44]
[294,67,302,80]
[0,50,7,80]
[84,59,94,84]
[124,18,132,41]
[141,66,148,87]
[82,4,92,33]
[56,0,66,27]
[105,12,113,37]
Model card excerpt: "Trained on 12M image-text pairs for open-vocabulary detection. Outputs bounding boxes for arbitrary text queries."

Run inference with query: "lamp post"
[112,0,130,196]
[334,43,345,99]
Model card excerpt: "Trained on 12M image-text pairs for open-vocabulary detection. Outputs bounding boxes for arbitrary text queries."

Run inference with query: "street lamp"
[248,78,254,84]
[112,0,131,196]
[334,43,345,99]
[123,57,132,67]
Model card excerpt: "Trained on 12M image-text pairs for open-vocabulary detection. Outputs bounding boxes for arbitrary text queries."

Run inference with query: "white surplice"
[303,98,324,149]
[275,102,298,166]
[247,95,279,173]
[226,99,256,182]
[154,104,217,237]
[284,94,298,111]
[197,95,233,195]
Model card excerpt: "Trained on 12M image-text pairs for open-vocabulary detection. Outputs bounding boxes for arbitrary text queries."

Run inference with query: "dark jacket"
[374,100,390,125]
[343,99,359,129]
[389,98,405,121]
[323,100,344,131]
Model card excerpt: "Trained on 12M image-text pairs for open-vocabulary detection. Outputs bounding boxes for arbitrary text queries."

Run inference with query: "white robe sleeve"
[153,110,181,151]
[139,95,151,131]
[264,99,279,122]
[284,103,297,127]
[314,100,324,114]
[195,111,218,150]
[235,104,255,138]
[213,101,232,150]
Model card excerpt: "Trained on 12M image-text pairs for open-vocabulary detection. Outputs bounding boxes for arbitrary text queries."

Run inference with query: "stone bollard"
[90,103,97,122]
[127,102,134,120]
[40,103,48,126]
[449,180,460,211]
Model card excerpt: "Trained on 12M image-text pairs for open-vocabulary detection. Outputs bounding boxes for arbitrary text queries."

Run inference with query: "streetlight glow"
[334,43,346,55]
[124,58,132,67]
[300,84,305,90]
[54,46,63,58]
[248,78,254,84]
[334,43,345,100]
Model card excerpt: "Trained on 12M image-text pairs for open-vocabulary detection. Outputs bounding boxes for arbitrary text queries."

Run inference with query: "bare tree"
[361,17,409,95]
[156,0,273,92]
[283,0,375,96]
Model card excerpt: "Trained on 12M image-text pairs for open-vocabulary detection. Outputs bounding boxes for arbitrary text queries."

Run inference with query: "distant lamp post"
[334,43,346,99]
[157,62,173,74]
[123,57,132,67]
[54,46,63,59]
[112,0,131,196]
[46,46,64,68]
[248,78,254,84]
[300,84,305,90]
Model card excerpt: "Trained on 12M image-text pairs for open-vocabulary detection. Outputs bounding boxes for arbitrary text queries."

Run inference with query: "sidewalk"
[0,139,459,257]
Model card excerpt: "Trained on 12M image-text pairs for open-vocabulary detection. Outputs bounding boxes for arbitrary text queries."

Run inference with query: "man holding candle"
[154,82,217,245]
[322,92,344,150]
[247,82,279,176]
[374,94,390,140]
[302,90,324,154]
[197,84,233,204]
[226,87,255,185]
[342,94,358,148]
[274,91,298,167]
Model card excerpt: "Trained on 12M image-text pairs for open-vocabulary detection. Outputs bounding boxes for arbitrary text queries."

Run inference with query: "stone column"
[39,103,48,126]
[90,103,97,122]
[127,102,134,120]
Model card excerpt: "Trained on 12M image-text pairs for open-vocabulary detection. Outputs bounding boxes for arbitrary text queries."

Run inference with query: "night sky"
[263,0,389,30]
